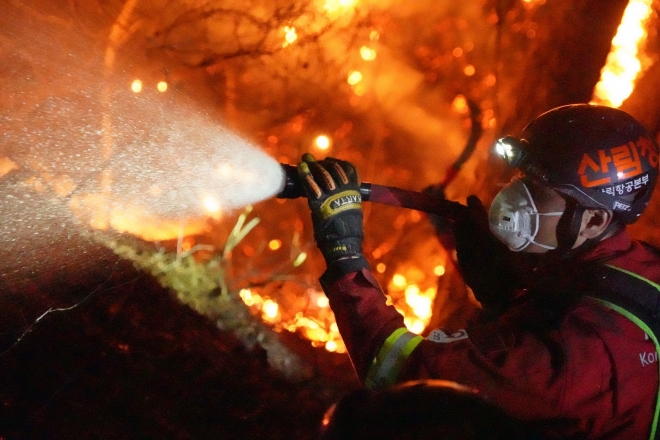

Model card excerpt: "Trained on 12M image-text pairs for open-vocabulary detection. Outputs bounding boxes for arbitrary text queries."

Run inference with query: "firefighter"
[297,104,660,439]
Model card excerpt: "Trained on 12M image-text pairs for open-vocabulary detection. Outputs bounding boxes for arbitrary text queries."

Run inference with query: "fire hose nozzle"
[277,163,467,221]
[277,163,373,201]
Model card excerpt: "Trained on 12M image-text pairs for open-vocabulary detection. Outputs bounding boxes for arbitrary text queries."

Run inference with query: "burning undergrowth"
[95,203,456,380]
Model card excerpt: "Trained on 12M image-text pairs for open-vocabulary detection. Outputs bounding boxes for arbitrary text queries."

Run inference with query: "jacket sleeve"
[319,269,610,422]
[320,268,413,384]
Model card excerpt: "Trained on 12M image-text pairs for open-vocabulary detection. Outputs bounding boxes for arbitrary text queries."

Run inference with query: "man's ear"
[579,208,614,239]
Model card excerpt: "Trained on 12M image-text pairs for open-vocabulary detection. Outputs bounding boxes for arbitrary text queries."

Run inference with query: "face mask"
[488,178,564,252]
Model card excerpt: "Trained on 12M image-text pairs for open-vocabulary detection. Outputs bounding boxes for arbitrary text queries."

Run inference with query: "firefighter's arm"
[319,270,416,388]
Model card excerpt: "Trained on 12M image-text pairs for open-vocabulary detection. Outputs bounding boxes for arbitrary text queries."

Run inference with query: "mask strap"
[529,212,564,250]
[529,239,557,250]
[520,181,563,250]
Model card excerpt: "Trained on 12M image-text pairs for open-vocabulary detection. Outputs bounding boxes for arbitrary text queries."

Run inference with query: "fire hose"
[277,163,468,221]
[276,99,482,222]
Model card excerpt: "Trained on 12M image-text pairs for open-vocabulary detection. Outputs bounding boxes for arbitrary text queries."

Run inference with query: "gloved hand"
[297,153,369,281]
[454,195,521,314]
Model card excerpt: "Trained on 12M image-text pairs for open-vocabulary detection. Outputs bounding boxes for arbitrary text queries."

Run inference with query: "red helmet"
[495,104,659,224]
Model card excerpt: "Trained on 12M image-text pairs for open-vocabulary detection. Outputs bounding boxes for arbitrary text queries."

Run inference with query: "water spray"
[277,164,467,221]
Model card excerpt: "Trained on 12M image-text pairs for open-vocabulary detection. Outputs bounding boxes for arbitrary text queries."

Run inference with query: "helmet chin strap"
[549,198,620,259]
[550,198,585,258]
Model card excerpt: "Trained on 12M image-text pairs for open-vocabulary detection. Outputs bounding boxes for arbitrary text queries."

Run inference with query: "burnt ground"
[0,179,360,440]
[0,251,360,440]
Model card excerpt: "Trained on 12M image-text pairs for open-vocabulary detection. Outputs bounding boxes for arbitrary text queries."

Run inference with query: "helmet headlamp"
[494,136,527,168]
[494,136,550,182]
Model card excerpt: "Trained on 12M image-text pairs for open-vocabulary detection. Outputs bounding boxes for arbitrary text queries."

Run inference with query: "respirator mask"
[488,178,564,252]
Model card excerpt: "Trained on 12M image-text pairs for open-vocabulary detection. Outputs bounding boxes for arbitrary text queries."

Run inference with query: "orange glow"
[591,0,654,107]
[463,65,475,76]
[0,157,19,178]
[324,0,358,15]
[157,81,168,92]
[434,265,445,276]
[51,175,76,197]
[376,263,386,273]
[68,193,209,241]
[131,79,142,93]
[387,265,439,334]
[268,239,282,250]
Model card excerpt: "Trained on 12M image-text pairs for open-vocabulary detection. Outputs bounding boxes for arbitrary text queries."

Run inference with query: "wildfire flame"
[238,262,443,353]
[324,0,358,16]
[591,0,654,107]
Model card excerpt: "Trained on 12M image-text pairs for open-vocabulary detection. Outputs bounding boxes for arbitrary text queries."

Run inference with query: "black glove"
[422,183,455,250]
[298,153,369,281]
[454,195,521,313]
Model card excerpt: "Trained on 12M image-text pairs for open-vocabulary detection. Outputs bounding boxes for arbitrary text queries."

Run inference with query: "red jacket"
[320,230,660,439]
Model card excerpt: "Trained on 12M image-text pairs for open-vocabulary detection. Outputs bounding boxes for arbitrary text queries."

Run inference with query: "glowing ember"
[451,95,469,114]
[347,70,363,86]
[591,0,654,107]
[283,26,298,47]
[268,239,282,250]
[131,79,142,93]
[262,299,280,322]
[203,196,221,216]
[314,135,331,150]
[157,81,168,92]
[392,273,407,289]
[360,46,377,61]
[292,252,307,267]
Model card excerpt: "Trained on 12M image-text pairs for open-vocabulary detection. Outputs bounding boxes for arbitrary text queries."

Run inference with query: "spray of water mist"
[0,1,286,293]
[8,86,286,224]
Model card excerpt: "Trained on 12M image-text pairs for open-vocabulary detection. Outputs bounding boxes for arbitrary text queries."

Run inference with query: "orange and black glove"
[297,153,369,282]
